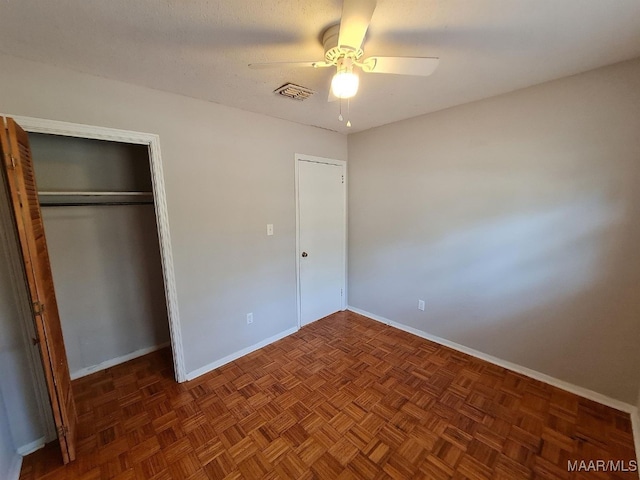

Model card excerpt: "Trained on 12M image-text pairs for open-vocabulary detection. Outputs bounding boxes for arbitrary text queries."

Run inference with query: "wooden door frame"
[0,117,187,430]
[294,154,347,330]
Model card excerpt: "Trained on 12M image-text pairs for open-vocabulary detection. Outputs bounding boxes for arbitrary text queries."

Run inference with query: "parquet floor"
[20,311,637,479]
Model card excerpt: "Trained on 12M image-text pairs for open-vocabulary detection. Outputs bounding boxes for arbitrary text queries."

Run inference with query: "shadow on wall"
[413,195,622,322]
[359,192,640,401]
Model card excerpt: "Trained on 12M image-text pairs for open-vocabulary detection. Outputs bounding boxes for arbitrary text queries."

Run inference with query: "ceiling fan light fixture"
[331,58,359,99]
[331,71,359,98]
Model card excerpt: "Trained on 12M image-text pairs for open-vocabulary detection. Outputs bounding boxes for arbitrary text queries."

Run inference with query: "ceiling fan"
[249,0,439,104]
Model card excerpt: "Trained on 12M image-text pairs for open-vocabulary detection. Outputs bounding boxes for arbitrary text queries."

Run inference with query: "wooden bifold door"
[0,117,77,463]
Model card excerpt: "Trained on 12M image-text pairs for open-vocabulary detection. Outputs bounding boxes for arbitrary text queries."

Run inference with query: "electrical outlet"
[418,299,425,311]
[247,312,253,324]
[267,224,274,236]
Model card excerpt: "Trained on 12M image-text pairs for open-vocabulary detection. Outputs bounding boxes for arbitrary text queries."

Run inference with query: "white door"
[297,157,346,327]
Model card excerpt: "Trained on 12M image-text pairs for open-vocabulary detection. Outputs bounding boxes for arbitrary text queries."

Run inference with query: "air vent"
[274,83,315,101]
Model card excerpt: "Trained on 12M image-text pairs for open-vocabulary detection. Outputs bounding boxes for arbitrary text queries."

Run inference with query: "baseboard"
[347,306,636,414]
[16,436,45,456]
[70,343,170,380]
[186,327,299,381]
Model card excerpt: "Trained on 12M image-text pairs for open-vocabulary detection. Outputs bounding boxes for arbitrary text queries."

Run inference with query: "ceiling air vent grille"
[274,83,315,101]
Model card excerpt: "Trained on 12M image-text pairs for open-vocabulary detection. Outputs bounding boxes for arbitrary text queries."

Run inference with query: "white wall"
[348,58,640,404]
[0,52,347,445]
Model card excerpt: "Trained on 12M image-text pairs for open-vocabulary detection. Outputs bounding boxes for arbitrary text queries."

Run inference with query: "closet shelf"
[38,191,154,207]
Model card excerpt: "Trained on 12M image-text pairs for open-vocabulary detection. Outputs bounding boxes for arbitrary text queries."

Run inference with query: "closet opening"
[30,133,174,386]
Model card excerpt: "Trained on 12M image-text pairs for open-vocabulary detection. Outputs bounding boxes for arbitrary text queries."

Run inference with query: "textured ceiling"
[1,1,640,133]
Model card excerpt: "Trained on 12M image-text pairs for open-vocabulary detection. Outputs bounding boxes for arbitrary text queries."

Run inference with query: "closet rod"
[40,201,155,207]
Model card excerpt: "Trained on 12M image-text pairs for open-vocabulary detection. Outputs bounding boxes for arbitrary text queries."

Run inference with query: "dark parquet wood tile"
[20,311,638,479]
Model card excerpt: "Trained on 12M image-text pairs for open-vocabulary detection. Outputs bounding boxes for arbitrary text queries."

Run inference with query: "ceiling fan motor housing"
[322,24,364,65]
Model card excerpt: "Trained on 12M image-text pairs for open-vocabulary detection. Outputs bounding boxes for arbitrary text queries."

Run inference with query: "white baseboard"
[347,306,636,414]
[16,436,45,456]
[186,327,299,381]
[70,343,170,380]
[7,453,22,480]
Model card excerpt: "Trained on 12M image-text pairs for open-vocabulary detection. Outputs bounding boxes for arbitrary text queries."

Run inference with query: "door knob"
[301,252,308,257]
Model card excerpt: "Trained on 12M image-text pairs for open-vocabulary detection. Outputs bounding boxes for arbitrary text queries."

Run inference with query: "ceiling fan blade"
[338,0,377,50]
[362,56,440,76]
[248,61,331,69]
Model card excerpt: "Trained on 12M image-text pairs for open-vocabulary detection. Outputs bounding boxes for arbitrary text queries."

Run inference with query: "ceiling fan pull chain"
[338,99,344,122]
[346,99,352,128]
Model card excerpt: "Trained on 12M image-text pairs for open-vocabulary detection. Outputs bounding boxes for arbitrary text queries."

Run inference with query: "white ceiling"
[1,1,640,134]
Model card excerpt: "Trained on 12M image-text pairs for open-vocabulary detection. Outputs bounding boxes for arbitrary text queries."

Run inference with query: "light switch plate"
[267,224,274,236]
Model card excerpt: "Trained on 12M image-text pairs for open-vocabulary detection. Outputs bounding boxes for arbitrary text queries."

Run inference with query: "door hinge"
[33,301,45,316]
[341,175,344,184]
[57,425,69,438]
[341,288,343,297]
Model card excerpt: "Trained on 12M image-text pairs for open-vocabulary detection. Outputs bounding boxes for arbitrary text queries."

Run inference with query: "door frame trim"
[294,154,347,330]
[0,115,187,392]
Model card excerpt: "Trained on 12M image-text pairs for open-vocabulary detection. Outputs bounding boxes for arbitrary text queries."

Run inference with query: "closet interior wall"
[30,133,170,379]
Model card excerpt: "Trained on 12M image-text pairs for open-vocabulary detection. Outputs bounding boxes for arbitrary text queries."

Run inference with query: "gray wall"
[0,51,347,448]
[0,253,42,447]
[30,134,169,376]
[0,165,49,452]
[30,133,152,192]
[42,206,170,375]
[0,389,19,480]
[348,58,640,404]
[637,387,640,461]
